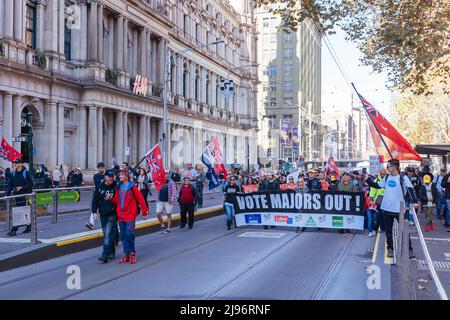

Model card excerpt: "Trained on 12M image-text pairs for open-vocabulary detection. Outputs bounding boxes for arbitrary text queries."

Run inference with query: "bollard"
[30,195,38,245]
[52,189,58,224]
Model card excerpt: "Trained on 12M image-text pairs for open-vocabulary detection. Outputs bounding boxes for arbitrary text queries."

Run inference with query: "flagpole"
[135,141,162,169]
[351,83,394,160]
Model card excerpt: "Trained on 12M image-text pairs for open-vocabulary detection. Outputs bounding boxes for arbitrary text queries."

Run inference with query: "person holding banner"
[295,177,309,233]
[223,176,242,230]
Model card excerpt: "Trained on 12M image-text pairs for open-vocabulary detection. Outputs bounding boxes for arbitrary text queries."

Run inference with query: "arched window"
[206,74,210,105]
[194,68,200,101]
[183,63,188,97]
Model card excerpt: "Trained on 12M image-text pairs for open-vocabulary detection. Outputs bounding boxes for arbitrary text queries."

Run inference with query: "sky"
[321,28,393,122]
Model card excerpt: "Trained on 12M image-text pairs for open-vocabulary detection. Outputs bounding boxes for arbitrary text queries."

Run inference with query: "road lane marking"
[238,232,287,239]
[371,230,381,264]
[410,237,450,242]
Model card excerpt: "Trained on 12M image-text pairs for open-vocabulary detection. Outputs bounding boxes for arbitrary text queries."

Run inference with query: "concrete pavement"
[0,215,392,300]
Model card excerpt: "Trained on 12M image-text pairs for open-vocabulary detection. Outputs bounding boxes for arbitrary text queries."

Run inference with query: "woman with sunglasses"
[287,176,296,189]
[223,176,242,230]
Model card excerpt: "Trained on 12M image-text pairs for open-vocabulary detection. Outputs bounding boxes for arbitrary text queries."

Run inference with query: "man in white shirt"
[367,159,418,258]
[51,166,62,188]
[181,163,198,182]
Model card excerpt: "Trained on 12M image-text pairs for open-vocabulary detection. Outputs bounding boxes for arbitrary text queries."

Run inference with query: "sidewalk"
[0,192,224,256]
[409,208,450,299]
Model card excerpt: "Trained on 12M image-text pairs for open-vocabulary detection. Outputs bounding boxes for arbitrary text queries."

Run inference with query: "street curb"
[0,206,224,272]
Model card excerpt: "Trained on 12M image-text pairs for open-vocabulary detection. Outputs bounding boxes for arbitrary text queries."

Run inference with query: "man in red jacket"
[111,170,149,264]
[179,177,198,229]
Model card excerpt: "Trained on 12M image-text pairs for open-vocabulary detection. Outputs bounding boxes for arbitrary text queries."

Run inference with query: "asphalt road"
[0,215,390,300]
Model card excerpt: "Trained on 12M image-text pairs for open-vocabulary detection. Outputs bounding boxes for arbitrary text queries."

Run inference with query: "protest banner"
[229,190,365,230]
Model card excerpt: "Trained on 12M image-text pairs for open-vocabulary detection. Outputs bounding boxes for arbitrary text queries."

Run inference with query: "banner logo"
[245,214,262,224]
[332,216,344,228]
[306,216,316,227]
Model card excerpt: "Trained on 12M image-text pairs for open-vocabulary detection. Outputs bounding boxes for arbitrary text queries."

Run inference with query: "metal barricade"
[393,201,448,300]
[0,192,38,244]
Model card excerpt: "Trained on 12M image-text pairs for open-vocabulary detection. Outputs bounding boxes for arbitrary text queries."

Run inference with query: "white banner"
[235,212,364,230]
[12,206,31,227]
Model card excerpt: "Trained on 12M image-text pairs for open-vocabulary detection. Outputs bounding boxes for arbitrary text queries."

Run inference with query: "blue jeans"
[100,215,117,258]
[367,208,379,232]
[445,199,450,228]
[436,193,447,219]
[224,202,234,221]
[119,221,136,255]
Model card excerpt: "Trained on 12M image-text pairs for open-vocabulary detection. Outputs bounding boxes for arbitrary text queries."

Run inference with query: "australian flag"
[200,144,220,190]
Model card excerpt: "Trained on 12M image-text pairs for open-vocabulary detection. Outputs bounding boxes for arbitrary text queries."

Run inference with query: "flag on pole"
[0,138,22,162]
[353,85,423,162]
[200,138,224,190]
[325,154,340,177]
[145,144,166,191]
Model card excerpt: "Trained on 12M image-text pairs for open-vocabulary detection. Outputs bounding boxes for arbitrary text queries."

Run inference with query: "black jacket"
[304,178,322,190]
[93,173,105,188]
[92,181,118,216]
[259,179,280,191]
[69,172,83,187]
[442,173,450,200]
[6,168,34,196]
[418,184,439,205]
[34,172,51,189]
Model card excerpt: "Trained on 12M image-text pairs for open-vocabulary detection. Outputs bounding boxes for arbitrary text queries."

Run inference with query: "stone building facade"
[0,0,258,172]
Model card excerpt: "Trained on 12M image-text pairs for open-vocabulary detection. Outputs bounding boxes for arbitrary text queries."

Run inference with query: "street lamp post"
[26,112,34,174]
[223,63,259,166]
[162,40,224,167]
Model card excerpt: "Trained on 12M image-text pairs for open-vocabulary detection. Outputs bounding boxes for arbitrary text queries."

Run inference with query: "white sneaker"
[368,232,373,237]
[409,221,414,226]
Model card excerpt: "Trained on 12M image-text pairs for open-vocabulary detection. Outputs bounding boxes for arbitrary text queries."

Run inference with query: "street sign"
[12,135,28,142]
[12,206,31,227]
[220,80,234,97]
[58,190,80,203]
[369,155,383,175]
[36,192,54,206]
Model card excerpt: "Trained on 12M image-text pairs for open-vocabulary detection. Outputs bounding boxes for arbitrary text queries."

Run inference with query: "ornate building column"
[87,105,98,169]
[97,107,103,162]
[114,111,123,164]
[88,0,98,62]
[77,106,87,169]
[57,102,65,166]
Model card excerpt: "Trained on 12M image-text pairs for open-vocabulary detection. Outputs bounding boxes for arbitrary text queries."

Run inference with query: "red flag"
[355,87,423,162]
[0,138,22,162]
[145,144,166,191]
[325,154,340,177]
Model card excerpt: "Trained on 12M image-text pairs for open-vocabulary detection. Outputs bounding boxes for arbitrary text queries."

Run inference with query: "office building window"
[284,32,292,43]
[283,81,293,92]
[64,25,71,61]
[270,98,277,106]
[25,1,37,49]
[283,48,293,58]
[283,64,293,76]
[270,17,277,28]
[284,97,294,105]
[268,65,276,76]
[270,33,277,43]
[270,48,276,60]
[262,18,269,28]
[262,33,269,44]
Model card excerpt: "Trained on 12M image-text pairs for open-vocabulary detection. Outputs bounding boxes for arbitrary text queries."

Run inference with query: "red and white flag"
[325,154,340,177]
[145,144,166,191]
[354,85,423,162]
[0,138,22,162]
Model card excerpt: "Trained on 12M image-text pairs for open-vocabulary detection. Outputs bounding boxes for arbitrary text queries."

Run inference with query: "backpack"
[12,168,34,188]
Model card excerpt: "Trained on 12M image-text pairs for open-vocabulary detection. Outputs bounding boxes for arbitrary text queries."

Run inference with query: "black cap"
[352,170,360,175]
[97,162,105,168]
[105,169,116,177]
[342,172,350,177]
[13,158,24,164]
[406,167,415,173]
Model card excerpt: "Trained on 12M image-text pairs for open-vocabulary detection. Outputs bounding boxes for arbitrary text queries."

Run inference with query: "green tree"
[393,57,450,144]
[253,0,450,95]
